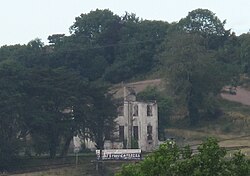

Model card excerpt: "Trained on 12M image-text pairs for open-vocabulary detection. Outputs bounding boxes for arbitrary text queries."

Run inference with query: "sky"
[0,0,250,47]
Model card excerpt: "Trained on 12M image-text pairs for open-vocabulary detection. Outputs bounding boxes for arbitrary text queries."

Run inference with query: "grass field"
[164,98,250,159]
[12,166,93,176]
[9,155,128,176]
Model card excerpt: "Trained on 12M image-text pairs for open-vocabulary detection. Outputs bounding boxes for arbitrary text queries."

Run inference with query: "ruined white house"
[114,87,158,151]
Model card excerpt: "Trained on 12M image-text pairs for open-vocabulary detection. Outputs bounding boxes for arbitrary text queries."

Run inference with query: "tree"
[161,32,228,124]
[116,138,250,176]
[104,14,169,83]
[48,10,117,81]
[70,9,121,65]
[70,9,121,44]
[0,44,27,62]
[0,60,28,169]
[216,32,241,89]
[25,67,89,158]
[177,8,230,49]
[83,85,117,149]
[239,33,250,75]
[48,34,65,46]
[25,65,117,156]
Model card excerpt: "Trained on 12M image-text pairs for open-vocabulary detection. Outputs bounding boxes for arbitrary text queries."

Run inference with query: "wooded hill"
[1,8,250,170]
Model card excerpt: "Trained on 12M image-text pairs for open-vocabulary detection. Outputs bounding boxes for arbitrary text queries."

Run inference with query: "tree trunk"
[188,99,199,126]
[49,131,59,158]
[60,135,73,157]
[49,144,57,158]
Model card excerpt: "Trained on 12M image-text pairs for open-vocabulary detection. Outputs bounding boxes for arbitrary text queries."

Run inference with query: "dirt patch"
[111,79,162,98]
[221,86,250,106]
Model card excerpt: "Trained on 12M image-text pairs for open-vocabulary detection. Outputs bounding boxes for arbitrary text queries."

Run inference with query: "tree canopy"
[116,138,250,176]
[160,32,232,124]
[177,8,230,49]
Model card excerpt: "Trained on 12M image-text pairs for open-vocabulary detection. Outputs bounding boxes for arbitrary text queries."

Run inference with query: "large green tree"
[239,33,250,75]
[70,9,121,65]
[24,67,117,157]
[177,8,230,49]
[0,60,28,168]
[83,85,117,149]
[104,13,169,83]
[47,10,116,81]
[161,32,229,124]
[67,9,169,83]
[25,67,86,158]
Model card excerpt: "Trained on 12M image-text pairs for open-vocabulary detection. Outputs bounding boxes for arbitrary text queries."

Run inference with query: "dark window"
[147,125,153,140]
[147,105,153,116]
[133,126,138,140]
[133,104,138,116]
[117,106,124,116]
[119,126,124,141]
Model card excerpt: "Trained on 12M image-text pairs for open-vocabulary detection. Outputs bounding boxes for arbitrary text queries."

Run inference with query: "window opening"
[133,126,139,140]
[119,126,124,141]
[147,105,153,116]
[117,106,124,116]
[133,104,138,116]
[147,125,153,140]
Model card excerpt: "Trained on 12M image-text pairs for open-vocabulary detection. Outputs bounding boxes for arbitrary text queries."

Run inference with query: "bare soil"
[113,79,250,107]
[221,86,250,106]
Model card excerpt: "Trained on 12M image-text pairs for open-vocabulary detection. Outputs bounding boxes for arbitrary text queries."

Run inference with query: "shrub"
[116,138,250,176]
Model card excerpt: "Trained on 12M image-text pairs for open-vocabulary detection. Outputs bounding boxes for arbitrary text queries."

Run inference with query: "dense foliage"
[1,8,250,170]
[116,138,250,176]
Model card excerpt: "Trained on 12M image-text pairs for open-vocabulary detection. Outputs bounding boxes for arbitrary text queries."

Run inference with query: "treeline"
[1,8,250,169]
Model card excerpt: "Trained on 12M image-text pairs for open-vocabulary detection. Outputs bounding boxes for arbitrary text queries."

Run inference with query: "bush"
[116,138,250,176]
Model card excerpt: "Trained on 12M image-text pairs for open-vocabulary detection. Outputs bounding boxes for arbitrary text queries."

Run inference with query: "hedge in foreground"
[116,138,250,176]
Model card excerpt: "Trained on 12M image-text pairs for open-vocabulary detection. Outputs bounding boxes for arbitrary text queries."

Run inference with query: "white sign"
[96,149,141,160]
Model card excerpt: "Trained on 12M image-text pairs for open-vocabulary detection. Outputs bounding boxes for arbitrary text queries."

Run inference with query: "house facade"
[114,87,158,151]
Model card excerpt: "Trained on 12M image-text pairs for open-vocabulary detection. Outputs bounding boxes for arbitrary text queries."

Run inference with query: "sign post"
[73,136,81,168]
[74,147,80,168]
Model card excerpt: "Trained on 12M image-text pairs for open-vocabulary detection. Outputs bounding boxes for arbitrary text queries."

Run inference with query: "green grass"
[9,153,135,176]
[218,98,250,115]
[8,154,97,175]
[11,158,133,176]
[163,97,250,160]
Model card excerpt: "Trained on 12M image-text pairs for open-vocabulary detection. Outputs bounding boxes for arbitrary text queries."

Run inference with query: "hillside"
[113,78,250,107]
[111,79,162,99]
